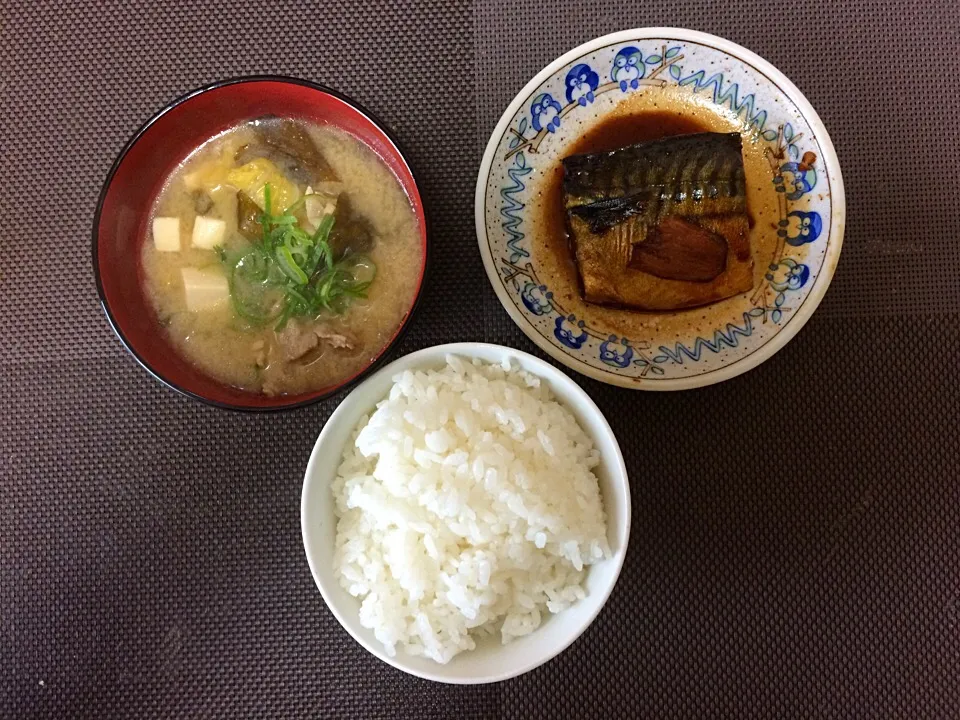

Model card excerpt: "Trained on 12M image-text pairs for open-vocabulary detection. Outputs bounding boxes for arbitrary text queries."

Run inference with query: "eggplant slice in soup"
[235,116,340,185]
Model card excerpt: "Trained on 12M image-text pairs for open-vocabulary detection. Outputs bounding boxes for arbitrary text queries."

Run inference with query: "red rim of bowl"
[93,76,430,412]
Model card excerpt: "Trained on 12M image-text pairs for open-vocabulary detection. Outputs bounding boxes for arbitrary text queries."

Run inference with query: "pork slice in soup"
[141,117,421,396]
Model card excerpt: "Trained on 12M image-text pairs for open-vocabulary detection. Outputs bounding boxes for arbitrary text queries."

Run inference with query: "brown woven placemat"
[2,1,958,717]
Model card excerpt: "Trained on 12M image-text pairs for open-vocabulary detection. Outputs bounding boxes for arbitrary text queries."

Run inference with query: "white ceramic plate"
[476,28,844,389]
[301,343,631,684]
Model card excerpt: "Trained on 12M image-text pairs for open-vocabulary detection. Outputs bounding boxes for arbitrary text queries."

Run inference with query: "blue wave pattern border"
[501,124,533,262]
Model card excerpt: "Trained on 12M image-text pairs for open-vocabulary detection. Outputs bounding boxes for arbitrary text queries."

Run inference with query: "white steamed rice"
[332,354,610,664]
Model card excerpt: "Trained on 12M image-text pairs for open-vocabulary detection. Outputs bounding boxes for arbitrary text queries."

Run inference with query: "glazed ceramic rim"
[93,75,430,412]
[301,342,631,684]
[475,28,845,391]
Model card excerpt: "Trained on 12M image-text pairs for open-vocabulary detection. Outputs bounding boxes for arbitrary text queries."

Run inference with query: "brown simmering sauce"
[570,110,712,151]
[529,90,781,342]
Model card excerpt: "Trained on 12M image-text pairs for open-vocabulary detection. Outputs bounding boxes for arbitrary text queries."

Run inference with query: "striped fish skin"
[563,132,746,224]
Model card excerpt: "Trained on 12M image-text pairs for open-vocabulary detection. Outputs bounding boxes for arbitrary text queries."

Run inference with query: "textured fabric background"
[2,0,958,718]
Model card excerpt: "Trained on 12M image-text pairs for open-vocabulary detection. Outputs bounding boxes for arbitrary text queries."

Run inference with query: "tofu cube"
[152,217,180,252]
[181,267,229,311]
[191,216,226,250]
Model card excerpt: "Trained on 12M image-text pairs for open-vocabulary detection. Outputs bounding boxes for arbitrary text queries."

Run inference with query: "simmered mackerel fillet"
[562,132,754,311]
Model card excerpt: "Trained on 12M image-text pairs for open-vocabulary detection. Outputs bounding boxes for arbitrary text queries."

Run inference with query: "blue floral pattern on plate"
[479,32,841,389]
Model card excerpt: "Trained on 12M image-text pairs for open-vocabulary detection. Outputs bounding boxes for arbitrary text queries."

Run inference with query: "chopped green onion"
[286,286,310,306]
[229,264,278,324]
[343,254,376,286]
[282,195,311,215]
[276,245,309,285]
[219,180,376,327]
[274,302,294,331]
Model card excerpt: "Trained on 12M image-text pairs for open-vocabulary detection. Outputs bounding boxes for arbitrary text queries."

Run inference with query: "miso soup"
[141,117,422,396]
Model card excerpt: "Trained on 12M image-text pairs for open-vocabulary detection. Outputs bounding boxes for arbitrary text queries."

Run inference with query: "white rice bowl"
[332,354,610,664]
